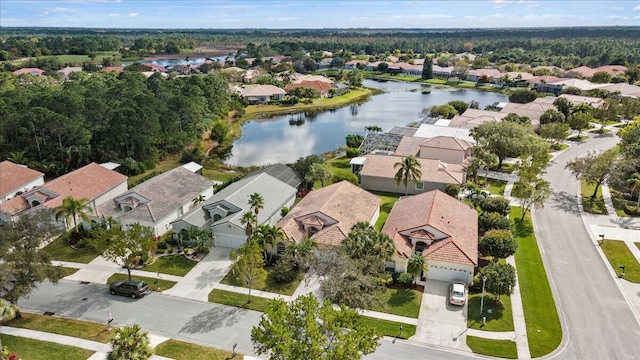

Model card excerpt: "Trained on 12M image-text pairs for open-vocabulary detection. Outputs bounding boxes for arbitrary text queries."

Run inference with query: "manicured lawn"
[5,312,111,343]
[143,255,197,276]
[467,292,514,331]
[478,178,508,196]
[601,240,640,283]
[581,179,607,215]
[372,191,400,230]
[466,336,517,359]
[155,339,234,360]
[58,266,80,277]
[357,316,416,339]
[326,155,356,184]
[369,286,422,318]
[496,163,516,174]
[511,207,561,358]
[550,143,569,151]
[43,233,100,264]
[202,168,241,183]
[220,266,304,296]
[208,288,271,312]
[107,273,177,291]
[0,334,94,360]
[567,135,589,142]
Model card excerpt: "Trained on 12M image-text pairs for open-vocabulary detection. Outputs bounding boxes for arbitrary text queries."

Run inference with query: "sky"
[1,0,639,29]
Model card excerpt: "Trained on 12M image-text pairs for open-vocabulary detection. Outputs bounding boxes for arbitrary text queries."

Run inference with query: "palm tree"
[263,225,286,264]
[248,192,264,216]
[407,253,428,284]
[108,324,153,360]
[285,238,316,269]
[0,299,19,350]
[191,194,205,208]
[7,150,27,164]
[240,211,257,238]
[627,173,640,209]
[394,155,422,196]
[54,196,91,233]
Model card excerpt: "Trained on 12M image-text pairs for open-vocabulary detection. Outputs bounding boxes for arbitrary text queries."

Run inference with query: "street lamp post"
[480,276,487,317]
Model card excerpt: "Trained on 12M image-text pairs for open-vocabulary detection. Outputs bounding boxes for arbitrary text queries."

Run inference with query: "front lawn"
[143,254,197,276]
[154,339,234,360]
[107,273,177,291]
[467,292,514,331]
[5,312,111,343]
[0,334,94,360]
[581,179,607,215]
[220,265,304,296]
[601,240,640,283]
[479,178,508,196]
[369,286,422,318]
[372,191,400,230]
[42,232,100,263]
[511,207,561,357]
[466,336,517,359]
[357,316,416,339]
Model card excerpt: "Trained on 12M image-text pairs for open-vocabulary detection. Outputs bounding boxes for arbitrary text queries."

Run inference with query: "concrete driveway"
[410,280,470,351]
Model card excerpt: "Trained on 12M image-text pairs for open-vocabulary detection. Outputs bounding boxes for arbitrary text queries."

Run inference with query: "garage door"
[428,264,469,283]
[214,233,247,249]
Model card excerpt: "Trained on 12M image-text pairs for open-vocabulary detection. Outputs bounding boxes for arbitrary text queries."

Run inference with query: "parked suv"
[109,279,151,299]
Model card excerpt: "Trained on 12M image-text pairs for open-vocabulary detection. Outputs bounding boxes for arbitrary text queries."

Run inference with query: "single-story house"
[394,136,473,164]
[285,80,334,98]
[0,161,45,204]
[432,65,454,78]
[499,100,557,127]
[525,76,570,95]
[13,68,45,76]
[242,69,262,84]
[344,60,368,70]
[358,154,466,195]
[467,68,502,83]
[143,63,168,73]
[566,65,627,79]
[382,190,478,284]
[0,163,127,227]
[598,83,640,99]
[550,78,606,92]
[102,66,124,72]
[92,165,213,237]
[276,181,380,253]
[290,73,333,84]
[239,85,287,104]
[57,66,84,80]
[171,164,301,249]
[449,108,508,128]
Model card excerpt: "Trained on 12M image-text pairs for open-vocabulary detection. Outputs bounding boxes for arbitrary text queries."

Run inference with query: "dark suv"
[109,279,151,299]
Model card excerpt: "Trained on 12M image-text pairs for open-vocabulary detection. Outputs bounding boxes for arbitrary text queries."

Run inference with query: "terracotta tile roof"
[382,190,478,266]
[102,66,124,72]
[12,68,45,76]
[0,163,127,215]
[566,66,596,78]
[593,65,627,76]
[285,80,333,93]
[277,181,381,246]
[394,136,428,157]
[0,161,44,198]
[359,154,466,185]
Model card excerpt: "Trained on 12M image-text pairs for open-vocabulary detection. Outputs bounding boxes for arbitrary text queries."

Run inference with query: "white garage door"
[214,233,246,249]
[428,264,469,283]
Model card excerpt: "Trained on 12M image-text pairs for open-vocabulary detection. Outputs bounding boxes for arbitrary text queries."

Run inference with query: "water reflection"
[226,80,508,167]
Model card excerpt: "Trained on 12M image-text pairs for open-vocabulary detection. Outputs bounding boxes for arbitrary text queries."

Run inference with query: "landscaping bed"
[107,274,177,291]
[467,291,514,331]
[601,240,640,283]
[0,334,94,360]
[466,336,517,359]
[154,339,234,360]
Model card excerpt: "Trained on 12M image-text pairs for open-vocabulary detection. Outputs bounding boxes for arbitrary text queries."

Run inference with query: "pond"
[225,79,508,167]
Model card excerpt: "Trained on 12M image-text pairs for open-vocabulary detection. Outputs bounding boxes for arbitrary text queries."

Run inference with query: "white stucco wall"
[1,177,45,203]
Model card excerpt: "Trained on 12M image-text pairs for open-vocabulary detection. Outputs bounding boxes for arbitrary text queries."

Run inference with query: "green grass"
[143,255,197,276]
[59,266,80,277]
[326,155,354,183]
[208,288,271,312]
[369,286,422,318]
[611,194,640,217]
[154,339,234,360]
[357,316,416,339]
[127,154,183,187]
[5,312,112,343]
[107,273,177,291]
[11,52,120,66]
[220,266,304,296]
[567,135,589,142]
[467,292,514,331]
[372,191,400,230]
[477,178,508,196]
[496,163,516,174]
[581,179,607,215]
[43,233,100,264]
[202,168,241,183]
[511,207,562,357]
[466,336,518,359]
[550,143,569,151]
[0,334,95,360]
[601,240,640,283]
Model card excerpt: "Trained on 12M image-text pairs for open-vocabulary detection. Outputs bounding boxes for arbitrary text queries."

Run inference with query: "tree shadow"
[551,190,581,215]
[387,288,416,307]
[178,306,241,334]
[466,295,505,326]
[512,218,533,238]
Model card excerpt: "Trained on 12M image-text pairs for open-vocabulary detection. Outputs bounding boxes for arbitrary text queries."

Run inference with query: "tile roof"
[285,80,333,93]
[359,154,466,185]
[277,181,381,246]
[95,167,212,222]
[241,84,286,97]
[421,136,473,151]
[0,161,44,198]
[12,68,44,76]
[382,190,478,266]
[0,163,127,215]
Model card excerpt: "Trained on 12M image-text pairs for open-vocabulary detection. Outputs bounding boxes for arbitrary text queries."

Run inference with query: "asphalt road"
[20,281,480,359]
[533,133,640,360]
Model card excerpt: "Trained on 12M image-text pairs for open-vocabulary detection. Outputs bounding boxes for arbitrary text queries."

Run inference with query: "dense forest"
[0,71,241,177]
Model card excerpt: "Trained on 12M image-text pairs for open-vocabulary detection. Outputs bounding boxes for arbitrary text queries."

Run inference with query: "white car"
[449,282,467,306]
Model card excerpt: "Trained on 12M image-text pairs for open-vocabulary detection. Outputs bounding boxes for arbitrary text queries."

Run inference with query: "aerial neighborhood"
[1,18,640,360]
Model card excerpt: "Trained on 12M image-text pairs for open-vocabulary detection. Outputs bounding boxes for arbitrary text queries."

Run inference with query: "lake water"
[226,80,508,167]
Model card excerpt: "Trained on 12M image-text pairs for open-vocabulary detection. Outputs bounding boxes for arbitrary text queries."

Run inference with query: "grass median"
[466,336,517,359]
[154,339,234,360]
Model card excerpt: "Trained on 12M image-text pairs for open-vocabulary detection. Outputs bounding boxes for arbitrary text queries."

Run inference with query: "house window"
[415,182,425,191]
[213,214,222,222]
[123,205,132,212]
[30,200,41,207]
[415,241,427,254]
[276,242,286,255]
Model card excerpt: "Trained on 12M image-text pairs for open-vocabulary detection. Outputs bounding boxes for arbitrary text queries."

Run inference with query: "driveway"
[410,280,470,351]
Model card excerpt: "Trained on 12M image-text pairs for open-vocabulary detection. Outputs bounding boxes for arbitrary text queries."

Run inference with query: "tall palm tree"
[108,324,153,360]
[263,225,286,264]
[54,196,90,233]
[407,253,428,284]
[394,155,422,196]
[240,211,257,238]
[0,299,19,350]
[627,173,640,209]
[191,194,205,208]
[248,192,264,216]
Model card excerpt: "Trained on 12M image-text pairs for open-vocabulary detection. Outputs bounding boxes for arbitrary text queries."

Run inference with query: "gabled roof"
[598,83,640,98]
[241,84,286,97]
[382,190,478,266]
[285,80,334,93]
[277,181,381,246]
[421,136,473,151]
[449,108,508,129]
[359,154,465,186]
[468,68,501,77]
[250,163,302,189]
[94,167,212,222]
[0,163,127,215]
[0,161,44,198]
[102,66,124,72]
[13,68,44,76]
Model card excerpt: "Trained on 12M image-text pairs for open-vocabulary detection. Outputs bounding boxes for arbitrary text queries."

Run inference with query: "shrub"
[478,197,511,216]
[478,212,511,232]
[346,147,361,158]
[397,272,414,286]
[332,172,359,185]
[268,260,298,284]
[444,184,461,198]
[479,229,517,259]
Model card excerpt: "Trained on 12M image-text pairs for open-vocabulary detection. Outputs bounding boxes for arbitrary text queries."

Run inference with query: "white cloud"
[128,13,138,17]
[609,6,622,11]
[633,5,640,11]
[42,10,49,16]
[635,16,640,20]
[519,0,539,8]
[108,13,119,17]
